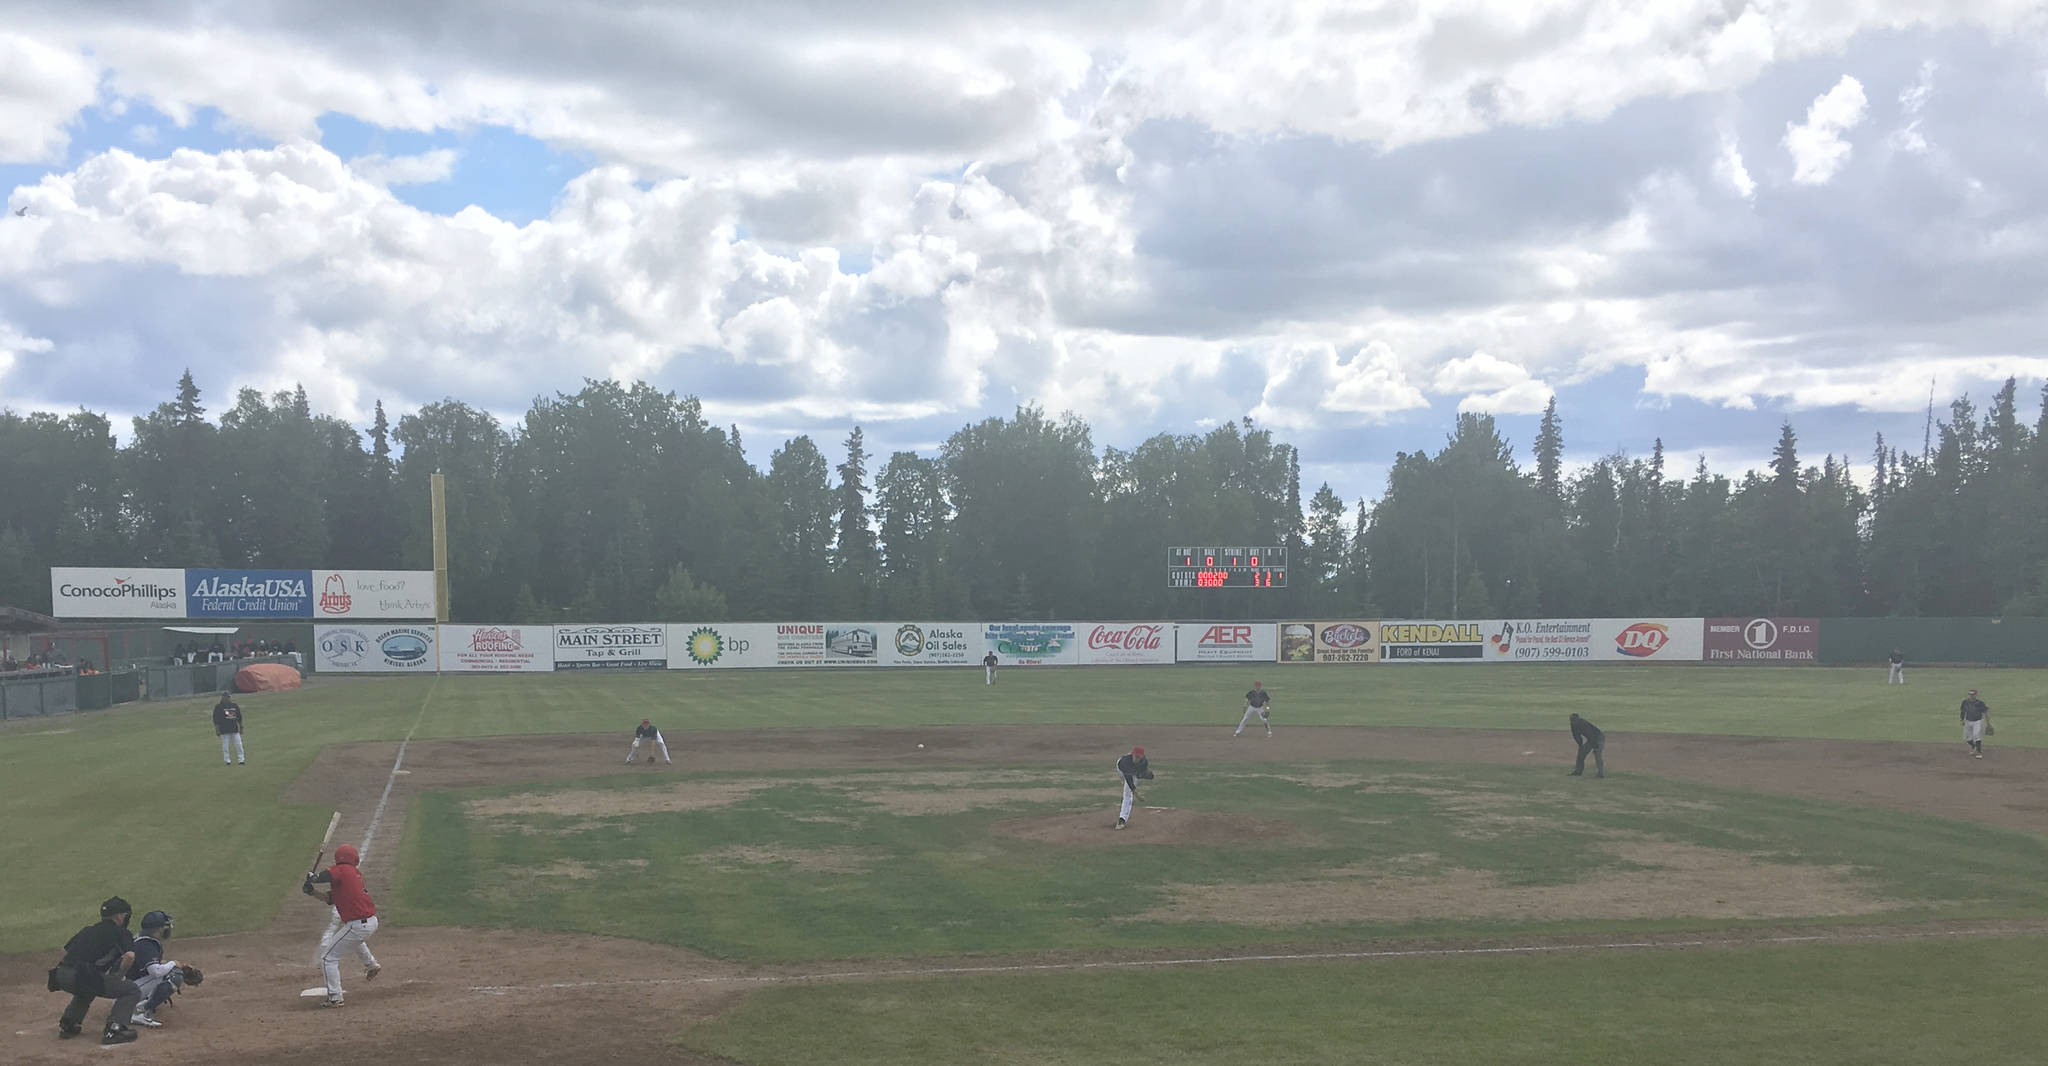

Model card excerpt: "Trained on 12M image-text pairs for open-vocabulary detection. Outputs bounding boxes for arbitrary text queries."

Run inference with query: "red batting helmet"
[334,844,360,866]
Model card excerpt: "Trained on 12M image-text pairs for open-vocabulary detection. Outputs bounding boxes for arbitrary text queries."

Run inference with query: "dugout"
[0,605,144,719]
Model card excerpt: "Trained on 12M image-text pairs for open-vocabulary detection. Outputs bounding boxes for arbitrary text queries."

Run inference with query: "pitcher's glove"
[177,964,203,987]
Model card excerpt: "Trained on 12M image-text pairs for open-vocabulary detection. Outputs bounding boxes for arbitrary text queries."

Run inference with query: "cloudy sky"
[4,1,2048,505]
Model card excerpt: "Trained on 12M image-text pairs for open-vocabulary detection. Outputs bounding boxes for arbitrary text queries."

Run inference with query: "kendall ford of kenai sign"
[1379,621,1499,662]
[1704,618,1818,664]
[554,624,668,670]
[187,569,314,618]
[50,567,189,618]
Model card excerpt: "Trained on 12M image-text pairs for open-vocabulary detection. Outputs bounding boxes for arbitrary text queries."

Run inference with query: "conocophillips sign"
[50,568,188,618]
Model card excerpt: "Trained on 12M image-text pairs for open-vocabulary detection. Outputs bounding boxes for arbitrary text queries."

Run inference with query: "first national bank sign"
[51,567,437,620]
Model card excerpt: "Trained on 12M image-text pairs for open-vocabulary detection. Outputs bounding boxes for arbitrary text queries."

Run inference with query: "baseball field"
[3,665,2047,1064]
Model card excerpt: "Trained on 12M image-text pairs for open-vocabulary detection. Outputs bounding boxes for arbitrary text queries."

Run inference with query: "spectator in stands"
[171,643,188,665]
[207,641,225,664]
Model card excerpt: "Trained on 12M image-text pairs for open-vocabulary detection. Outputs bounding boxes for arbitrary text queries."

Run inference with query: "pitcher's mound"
[995,810,1294,847]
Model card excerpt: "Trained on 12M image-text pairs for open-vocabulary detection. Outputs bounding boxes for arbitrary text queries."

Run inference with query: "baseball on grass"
[917,743,925,749]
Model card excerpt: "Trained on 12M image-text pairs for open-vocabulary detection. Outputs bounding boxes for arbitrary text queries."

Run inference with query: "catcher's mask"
[140,910,174,933]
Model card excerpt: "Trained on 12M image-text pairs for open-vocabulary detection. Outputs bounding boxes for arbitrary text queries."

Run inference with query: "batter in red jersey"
[302,844,381,1006]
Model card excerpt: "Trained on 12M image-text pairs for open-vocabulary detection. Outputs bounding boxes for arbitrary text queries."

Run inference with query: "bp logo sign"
[894,624,925,658]
[685,627,725,665]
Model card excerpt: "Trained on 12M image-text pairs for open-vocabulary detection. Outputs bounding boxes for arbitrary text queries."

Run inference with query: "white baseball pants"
[318,914,379,1000]
[1235,706,1269,735]
[1119,777,1136,821]
[1888,663,1904,684]
[1965,719,1985,744]
[627,734,671,763]
[985,665,996,684]
[220,733,245,763]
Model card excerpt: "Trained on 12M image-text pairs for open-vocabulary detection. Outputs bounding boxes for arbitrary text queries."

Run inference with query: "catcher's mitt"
[177,965,203,987]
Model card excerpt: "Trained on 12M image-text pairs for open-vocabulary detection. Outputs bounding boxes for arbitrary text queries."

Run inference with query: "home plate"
[300,987,329,998]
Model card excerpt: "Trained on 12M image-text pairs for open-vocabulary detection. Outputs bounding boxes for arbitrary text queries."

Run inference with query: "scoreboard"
[1168,546,1287,589]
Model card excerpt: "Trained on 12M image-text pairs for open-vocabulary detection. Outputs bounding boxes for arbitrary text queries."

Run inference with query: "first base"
[300,987,328,998]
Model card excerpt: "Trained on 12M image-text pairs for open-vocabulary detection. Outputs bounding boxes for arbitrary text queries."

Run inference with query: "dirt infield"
[6,724,2046,1065]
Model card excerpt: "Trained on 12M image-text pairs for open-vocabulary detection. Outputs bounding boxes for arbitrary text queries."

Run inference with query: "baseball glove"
[1984,724,1994,736]
[178,965,203,987]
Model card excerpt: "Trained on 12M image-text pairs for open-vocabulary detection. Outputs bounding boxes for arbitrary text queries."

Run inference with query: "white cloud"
[0,33,100,163]
[1784,75,1869,185]
[1716,135,1757,199]
[349,149,458,186]
[0,319,56,389]
[1890,60,1937,153]
[1432,350,1554,414]
[1253,341,1430,429]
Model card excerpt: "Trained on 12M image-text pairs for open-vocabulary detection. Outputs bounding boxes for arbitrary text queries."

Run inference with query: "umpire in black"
[1568,714,1605,778]
[50,896,142,1044]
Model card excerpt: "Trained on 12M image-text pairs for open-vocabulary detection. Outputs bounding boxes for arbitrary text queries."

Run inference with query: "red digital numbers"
[1197,571,1228,587]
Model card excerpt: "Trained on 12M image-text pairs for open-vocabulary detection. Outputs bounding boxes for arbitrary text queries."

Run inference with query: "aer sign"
[1175,622,1277,662]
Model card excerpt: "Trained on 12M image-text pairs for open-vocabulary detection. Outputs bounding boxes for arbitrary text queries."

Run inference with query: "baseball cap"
[1968,689,1978,696]
[1253,681,1262,687]
[1132,746,1145,758]
[641,718,650,724]
[101,896,131,918]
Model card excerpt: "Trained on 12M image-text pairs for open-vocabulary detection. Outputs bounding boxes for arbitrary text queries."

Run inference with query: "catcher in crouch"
[125,911,201,1029]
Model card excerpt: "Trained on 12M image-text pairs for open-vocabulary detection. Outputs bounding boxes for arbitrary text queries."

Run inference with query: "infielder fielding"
[1961,689,1991,758]
[1234,682,1272,737]
[1114,745,1153,830]
[303,844,380,1006]
[983,651,999,685]
[627,718,671,764]
[1568,713,1605,778]
[1886,648,1906,684]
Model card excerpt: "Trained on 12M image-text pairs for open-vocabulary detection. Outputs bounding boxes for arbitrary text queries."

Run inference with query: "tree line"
[3,372,2046,622]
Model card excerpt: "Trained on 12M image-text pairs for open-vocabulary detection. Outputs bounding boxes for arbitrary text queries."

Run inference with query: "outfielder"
[627,719,670,764]
[1114,745,1153,830]
[303,844,380,1007]
[1234,682,1271,737]
[125,911,201,1029]
[214,693,245,765]
[1887,648,1905,685]
[983,651,999,685]
[1961,689,1991,758]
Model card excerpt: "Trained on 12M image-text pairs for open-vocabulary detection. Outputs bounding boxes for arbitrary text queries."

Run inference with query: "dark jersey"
[1888,651,1905,665]
[127,935,165,980]
[982,653,998,668]
[635,723,658,739]
[1960,698,1989,722]
[62,919,134,977]
[1116,753,1153,790]
[214,701,243,735]
[1571,717,1604,746]
[1246,688,1270,708]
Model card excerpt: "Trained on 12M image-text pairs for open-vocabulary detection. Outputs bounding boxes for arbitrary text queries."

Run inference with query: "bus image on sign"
[1167,546,1287,588]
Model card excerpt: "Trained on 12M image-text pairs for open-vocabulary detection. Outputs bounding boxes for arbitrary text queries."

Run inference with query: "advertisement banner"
[439,625,553,672]
[822,623,885,667]
[1379,620,1502,662]
[1278,621,1380,663]
[1705,618,1819,664]
[1078,622,1175,665]
[314,624,437,673]
[187,569,314,618]
[50,567,189,618]
[984,622,1081,666]
[554,624,668,670]
[670,623,776,668]
[313,570,438,619]
[884,623,984,667]
[1488,619,1704,663]
[1175,622,1279,663]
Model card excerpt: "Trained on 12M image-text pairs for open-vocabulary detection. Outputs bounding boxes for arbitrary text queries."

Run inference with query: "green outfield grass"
[678,937,2048,1066]
[1,664,2040,953]
[395,760,2048,961]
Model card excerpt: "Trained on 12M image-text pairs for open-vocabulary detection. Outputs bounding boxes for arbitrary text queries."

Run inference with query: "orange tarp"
[233,663,302,693]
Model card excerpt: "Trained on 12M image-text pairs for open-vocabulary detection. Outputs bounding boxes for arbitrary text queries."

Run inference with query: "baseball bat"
[311,811,341,870]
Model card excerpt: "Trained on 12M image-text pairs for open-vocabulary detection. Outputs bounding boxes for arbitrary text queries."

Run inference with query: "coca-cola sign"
[1081,622,1175,665]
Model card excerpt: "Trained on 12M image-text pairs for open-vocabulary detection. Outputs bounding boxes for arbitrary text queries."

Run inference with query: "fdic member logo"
[895,624,925,658]
[1744,618,1779,650]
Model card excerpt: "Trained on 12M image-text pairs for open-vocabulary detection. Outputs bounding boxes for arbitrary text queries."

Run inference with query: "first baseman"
[1234,682,1271,737]
[1114,745,1153,830]
[627,718,671,764]
[303,845,380,1006]
[1961,689,1991,758]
